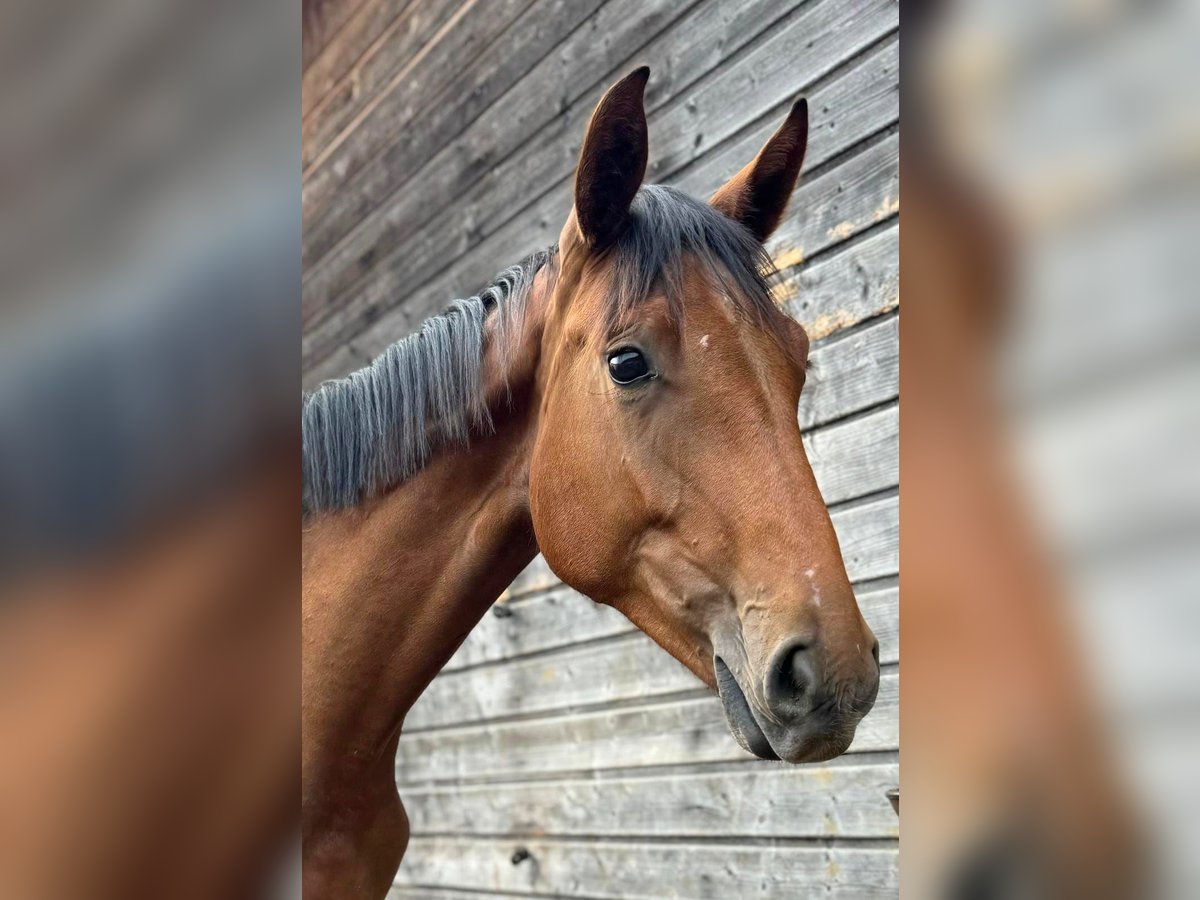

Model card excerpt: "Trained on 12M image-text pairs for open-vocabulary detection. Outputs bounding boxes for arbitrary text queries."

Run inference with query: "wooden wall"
[302,0,899,895]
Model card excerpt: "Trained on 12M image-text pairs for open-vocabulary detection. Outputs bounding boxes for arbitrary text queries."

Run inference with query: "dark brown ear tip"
[608,66,649,96]
[602,66,650,108]
[790,97,809,121]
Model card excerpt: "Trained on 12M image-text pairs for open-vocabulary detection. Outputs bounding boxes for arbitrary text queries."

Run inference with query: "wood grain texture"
[304,0,373,71]
[302,0,795,331]
[396,672,897,784]
[394,837,899,898]
[782,220,899,340]
[301,5,898,374]
[300,35,898,380]
[303,0,530,172]
[801,312,898,430]
[302,0,616,265]
[406,587,896,731]
[806,402,898,504]
[402,760,901,837]
[304,0,421,113]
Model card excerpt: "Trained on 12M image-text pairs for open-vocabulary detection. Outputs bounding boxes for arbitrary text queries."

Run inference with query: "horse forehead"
[631,287,791,391]
[684,293,791,369]
[697,292,808,384]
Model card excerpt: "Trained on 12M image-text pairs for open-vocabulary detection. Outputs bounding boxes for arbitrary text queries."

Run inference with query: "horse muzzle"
[713,638,879,764]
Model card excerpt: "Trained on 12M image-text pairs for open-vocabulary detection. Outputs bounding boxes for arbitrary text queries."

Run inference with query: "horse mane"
[302,246,556,512]
[302,185,784,513]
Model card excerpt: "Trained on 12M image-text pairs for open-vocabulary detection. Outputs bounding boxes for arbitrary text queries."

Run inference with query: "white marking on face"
[699,334,710,349]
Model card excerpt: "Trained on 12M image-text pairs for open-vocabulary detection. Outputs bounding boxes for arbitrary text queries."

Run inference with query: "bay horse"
[301,67,880,897]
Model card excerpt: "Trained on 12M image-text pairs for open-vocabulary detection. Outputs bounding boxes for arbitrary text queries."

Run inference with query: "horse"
[301,67,881,898]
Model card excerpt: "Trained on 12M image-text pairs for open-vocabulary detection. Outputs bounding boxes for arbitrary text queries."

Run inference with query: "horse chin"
[768,726,856,765]
[714,657,779,761]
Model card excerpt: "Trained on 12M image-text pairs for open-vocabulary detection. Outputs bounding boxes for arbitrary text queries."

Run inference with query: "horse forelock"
[601,185,788,344]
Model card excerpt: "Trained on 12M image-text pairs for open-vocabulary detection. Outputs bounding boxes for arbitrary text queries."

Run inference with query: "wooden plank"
[769,131,899,271]
[801,312,898,430]
[408,584,895,730]
[642,0,895,184]
[301,0,800,323]
[301,0,811,292]
[403,761,900,838]
[393,837,899,897]
[390,890,512,900]
[389,891,518,900]
[502,491,897,601]
[443,578,895,674]
[833,492,898,584]
[302,3,897,360]
[304,343,361,394]
[780,220,899,341]
[447,584,628,670]
[301,34,898,378]
[303,0,538,173]
[806,402,898,505]
[410,631,701,730]
[302,0,429,115]
[301,0,615,266]
[304,0,372,70]
[395,672,897,783]
[680,125,899,277]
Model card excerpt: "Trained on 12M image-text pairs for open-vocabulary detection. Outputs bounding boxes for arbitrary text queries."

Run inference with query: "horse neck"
[302,267,555,770]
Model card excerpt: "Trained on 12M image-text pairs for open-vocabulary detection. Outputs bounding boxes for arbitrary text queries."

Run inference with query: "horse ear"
[574,66,650,249]
[710,98,809,242]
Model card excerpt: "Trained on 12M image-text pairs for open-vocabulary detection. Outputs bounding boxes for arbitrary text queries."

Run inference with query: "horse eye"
[607,348,652,385]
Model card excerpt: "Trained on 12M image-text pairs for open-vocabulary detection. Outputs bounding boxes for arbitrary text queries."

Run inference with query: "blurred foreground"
[0,0,299,895]
[904,0,1199,897]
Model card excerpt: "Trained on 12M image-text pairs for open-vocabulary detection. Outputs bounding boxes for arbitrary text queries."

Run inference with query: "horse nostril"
[769,640,816,708]
[785,645,811,700]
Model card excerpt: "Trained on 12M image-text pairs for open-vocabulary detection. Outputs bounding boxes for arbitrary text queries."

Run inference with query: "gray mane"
[302,246,555,511]
[302,185,782,513]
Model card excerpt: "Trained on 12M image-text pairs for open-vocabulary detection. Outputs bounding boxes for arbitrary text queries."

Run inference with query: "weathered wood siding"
[302,0,899,895]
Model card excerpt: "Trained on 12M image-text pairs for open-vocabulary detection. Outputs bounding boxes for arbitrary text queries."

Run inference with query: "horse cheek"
[530,436,626,601]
